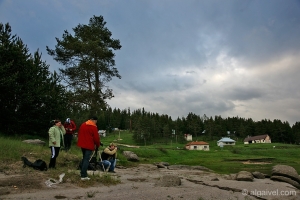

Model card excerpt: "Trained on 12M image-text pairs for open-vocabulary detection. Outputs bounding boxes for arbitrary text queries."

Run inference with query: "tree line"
[1,17,300,144]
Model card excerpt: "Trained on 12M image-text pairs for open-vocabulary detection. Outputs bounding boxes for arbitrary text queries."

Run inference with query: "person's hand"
[53,141,56,145]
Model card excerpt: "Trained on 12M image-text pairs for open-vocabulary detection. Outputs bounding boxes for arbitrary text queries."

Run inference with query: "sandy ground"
[0,164,300,200]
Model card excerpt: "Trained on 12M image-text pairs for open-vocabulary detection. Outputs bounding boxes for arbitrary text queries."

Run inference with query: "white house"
[184,134,193,141]
[244,134,271,144]
[185,141,210,151]
[217,137,236,146]
[98,130,106,137]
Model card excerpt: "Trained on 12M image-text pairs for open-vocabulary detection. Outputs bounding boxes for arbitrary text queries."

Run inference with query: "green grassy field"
[1,130,300,176]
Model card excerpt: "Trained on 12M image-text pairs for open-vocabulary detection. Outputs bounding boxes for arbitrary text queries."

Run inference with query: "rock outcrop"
[22,139,46,146]
[271,165,300,189]
[236,171,253,182]
[122,151,139,162]
[155,175,181,187]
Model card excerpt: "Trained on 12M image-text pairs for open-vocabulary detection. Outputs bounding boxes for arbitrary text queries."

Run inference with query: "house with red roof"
[185,141,210,151]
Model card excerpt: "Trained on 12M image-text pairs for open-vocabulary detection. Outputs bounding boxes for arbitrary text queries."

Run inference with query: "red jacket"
[77,120,100,151]
[64,120,77,135]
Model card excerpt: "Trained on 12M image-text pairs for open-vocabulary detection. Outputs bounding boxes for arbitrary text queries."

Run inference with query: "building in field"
[184,134,193,141]
[244,134,271,144]
[185,141,210,151]
[217,137,236,146]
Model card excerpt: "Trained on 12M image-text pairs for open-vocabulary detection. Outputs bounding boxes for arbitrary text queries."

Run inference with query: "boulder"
[154,162,169,168]
[252,171,265,179]
[271,176,300,189]
[156,163,166,168]
[271,165,300,188]
[271,165,300,183]
[122,151,139,162]
[155,175,181,187]
[22,139,46,146]
[167,165,210,171]
[223,174,237,180]
[236,171,253,182]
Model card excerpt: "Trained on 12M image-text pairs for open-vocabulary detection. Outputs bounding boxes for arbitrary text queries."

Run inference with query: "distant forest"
[1,21,300,145]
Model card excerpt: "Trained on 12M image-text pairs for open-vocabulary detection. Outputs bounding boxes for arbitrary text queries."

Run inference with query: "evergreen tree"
[0,23,67,136]
[47,15,122,116]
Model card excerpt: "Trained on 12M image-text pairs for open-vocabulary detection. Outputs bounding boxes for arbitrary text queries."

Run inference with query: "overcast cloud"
[1,0,300,125]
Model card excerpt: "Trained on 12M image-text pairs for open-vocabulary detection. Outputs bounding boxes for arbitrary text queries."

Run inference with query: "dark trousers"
[80,148,92,178]
[49,146,60,168]
[64,134,73,150]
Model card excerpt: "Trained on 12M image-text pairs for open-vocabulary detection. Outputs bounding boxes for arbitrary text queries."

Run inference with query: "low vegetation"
[0,130,299,188]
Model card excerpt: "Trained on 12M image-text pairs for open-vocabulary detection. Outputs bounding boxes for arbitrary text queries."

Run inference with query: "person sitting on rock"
[99,142,118,173]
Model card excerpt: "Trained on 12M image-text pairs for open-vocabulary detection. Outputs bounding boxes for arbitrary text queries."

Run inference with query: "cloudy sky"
[1,0,300,125]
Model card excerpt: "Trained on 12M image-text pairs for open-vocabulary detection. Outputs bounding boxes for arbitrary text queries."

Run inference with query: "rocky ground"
[0,164,299,200]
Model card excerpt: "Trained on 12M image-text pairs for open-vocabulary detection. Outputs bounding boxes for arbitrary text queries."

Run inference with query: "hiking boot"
[81,177,90,181]
[108,170,116,173]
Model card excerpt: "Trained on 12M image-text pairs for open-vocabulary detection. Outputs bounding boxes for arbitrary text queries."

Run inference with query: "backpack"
[32,159,48,171]
[21,157,48,171]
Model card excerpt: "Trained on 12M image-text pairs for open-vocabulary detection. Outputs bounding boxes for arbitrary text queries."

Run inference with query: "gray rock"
[252,171,265,179]
[271,165,300,184]
[236,171,253,182]
[156,175,181,187]
[156,163,166,168]
[167,165,210,171]
[122,151,139,162]
[159,162,170,166]
[223,174,237,180]
[271,176,300,189]
[190,166,211,171]
[22,139,46,146]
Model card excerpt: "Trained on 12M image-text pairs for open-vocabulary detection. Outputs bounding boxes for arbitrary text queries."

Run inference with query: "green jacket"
[48,125,66,147]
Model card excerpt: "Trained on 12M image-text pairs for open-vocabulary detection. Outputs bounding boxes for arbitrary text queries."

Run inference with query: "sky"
[1,0,300,125]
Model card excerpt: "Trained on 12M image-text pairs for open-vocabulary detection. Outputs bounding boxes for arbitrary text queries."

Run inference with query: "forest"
[1,18,300,145]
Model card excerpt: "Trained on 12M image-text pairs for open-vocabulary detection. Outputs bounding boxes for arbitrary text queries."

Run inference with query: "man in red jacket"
[63,118,77,152]
[77,116,100,180]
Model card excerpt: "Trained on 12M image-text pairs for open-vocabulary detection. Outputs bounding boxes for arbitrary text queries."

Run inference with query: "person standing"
[63,118,77,151]
[100,142,118,173]
[48,119,66,169]
[77,116,100,180]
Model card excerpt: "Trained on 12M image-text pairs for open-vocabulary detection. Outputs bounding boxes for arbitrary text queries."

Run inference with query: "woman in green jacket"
[48,119,66,169]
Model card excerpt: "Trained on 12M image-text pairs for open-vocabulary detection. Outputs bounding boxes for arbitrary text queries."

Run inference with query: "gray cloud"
[1,0,300,125]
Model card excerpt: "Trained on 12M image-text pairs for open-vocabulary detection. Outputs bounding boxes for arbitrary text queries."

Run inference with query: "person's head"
[109,142,116,150]
[65,118,70,123]
[90,116,98,124]
[53,119,61,126]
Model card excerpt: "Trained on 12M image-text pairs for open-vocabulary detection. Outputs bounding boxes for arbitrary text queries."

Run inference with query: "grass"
[0,130,300,187]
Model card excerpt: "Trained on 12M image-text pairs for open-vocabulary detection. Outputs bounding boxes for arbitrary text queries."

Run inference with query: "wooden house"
[244,134,271,144]
[185,141,209,151]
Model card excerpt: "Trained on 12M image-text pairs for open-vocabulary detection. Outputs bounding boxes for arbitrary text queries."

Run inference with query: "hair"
[50,119,61,126]
[90,116,98,120]
[54,119,61,123]
[110,142,115,147]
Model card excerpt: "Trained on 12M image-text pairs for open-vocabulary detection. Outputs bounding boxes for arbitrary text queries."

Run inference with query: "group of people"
[48,116,118,180]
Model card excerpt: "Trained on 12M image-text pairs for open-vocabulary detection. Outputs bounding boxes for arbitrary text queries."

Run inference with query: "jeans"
[99,158,116,171]
[80,148,92,178]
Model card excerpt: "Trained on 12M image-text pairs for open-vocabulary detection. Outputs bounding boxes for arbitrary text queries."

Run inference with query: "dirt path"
[1,164,299,200]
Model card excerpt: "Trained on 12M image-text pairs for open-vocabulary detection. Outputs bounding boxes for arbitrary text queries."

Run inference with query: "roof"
[244,134,269,142]
[217,137,236,142]
[186,141,209,146]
